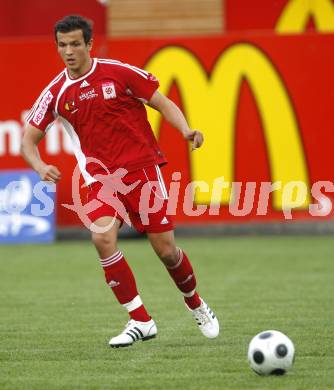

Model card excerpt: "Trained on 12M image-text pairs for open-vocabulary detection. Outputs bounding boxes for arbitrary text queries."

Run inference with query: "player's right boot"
[187,298,219,339]
[109,318,157,348]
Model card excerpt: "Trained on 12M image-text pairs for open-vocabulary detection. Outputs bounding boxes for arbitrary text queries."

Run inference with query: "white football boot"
[109,319,157,348]
[187,298,219,338]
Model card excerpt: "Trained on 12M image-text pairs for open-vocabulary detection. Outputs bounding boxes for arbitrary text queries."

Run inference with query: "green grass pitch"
[0,236,334,389]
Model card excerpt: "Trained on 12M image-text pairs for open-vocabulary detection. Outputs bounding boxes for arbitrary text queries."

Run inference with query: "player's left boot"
[109,318,157,348]
[187,298,219,339]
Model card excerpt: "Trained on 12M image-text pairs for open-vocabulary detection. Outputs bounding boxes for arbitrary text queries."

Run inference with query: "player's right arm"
[21,124,62,183]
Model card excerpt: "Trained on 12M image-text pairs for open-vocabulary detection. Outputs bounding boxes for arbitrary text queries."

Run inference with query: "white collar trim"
[65,58,97,83]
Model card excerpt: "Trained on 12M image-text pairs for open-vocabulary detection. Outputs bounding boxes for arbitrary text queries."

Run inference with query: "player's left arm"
[147,90,204,150]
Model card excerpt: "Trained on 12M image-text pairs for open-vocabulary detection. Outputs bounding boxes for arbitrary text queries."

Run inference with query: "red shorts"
[86,165,174,233]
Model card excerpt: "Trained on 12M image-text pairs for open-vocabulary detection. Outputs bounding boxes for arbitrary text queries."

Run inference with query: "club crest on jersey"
[102,82,116,100]
[64,100,76,112]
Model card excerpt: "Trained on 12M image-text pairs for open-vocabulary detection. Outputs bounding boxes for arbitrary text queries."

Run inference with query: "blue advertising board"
[0,169,56,244]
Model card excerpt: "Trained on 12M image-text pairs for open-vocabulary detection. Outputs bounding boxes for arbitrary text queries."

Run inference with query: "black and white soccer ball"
[248,330,295,376]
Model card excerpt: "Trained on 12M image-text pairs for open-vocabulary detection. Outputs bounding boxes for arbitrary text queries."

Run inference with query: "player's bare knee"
[156,245,179,267]
[91,232,116,254]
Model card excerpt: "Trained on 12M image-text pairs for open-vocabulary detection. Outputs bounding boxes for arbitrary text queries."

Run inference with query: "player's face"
[56,30,92,77]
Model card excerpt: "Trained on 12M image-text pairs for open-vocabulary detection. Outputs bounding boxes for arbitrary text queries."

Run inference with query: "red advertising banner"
[0,0,106,38]
[1,34,333,226]
[224,0,334,33]
[225,0,288,32]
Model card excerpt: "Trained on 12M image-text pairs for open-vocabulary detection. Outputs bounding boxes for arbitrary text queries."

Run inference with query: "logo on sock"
[178,274,193,285]
[108,280,120,288]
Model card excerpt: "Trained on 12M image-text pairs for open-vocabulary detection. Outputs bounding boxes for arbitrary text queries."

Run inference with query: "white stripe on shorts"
[155,165,168,199]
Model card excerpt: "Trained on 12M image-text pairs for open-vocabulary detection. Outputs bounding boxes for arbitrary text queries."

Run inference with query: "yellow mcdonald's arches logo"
[145,44,310,209]
[276,0,334,33]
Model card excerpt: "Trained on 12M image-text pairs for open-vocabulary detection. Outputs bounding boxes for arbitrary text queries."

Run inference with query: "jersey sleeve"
[25,89,55,132]
[121,64,160,102]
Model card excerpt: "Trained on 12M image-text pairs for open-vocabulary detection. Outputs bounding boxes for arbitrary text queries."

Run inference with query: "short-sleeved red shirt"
[26,58,167,184]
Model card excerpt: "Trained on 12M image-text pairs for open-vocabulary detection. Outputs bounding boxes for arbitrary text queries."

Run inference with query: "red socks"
[100,251,151,322]
[100,248,201,321]
[166,248,201,309]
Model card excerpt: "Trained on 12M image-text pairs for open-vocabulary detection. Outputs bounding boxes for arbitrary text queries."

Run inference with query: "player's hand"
[184,130,204,150]
[38,164,62,183]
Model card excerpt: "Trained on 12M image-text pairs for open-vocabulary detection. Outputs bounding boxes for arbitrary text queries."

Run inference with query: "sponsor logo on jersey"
[79,88,98,101]
[102,82,116,100]
[80,80,90,88]
[33,91,53,125]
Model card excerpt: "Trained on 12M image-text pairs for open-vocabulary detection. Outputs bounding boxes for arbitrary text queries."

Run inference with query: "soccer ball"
[248,330,295,376]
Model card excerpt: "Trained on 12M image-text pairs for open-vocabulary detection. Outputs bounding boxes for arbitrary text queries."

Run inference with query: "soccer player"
[21,15,219,348]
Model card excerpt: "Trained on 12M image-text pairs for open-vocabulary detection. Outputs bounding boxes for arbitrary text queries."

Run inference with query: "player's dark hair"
[54,15,93,44]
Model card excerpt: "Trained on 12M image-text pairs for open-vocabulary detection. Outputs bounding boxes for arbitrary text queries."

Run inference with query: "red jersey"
[26,58,167,184]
